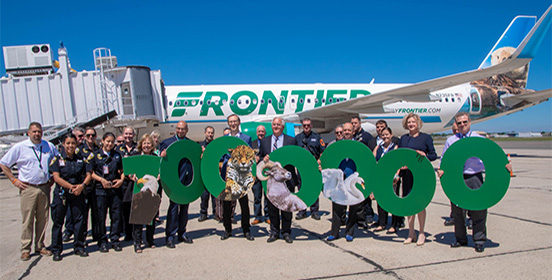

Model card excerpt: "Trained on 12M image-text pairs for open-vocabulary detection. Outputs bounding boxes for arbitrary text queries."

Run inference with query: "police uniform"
[49,150,89,256]
[88,148,124,250]
[76,143,100,241]
[295,131,325,218]
[353,128,375,225]
[116,143,137,241]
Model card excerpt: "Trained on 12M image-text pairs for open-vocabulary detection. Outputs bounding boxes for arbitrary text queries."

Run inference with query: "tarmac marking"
[301,245,552,279]
[294,223,405,280]
[431,201,552,227]
[17,255,42,280]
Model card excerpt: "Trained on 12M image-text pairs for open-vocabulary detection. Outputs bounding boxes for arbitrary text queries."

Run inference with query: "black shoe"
[221,232,232,240]
[444,218,455,226]
[245,232,254,241]
[283,234,293,244]
[99,244,109,253]
[311,213,321,220]
[198,214,208,222]
[357,221,368,229]
[475,244,485,253]
[267,234,279,243]
[112,243,122,252]
[53,253,62,262]
[62,233,73,242]
[74,249,88,257]
[134,244,143,253]
[450,241,468,248]
[179,236,193,244]
[166,240,176,249]
[296,213,307,220]
[365,215,374,224]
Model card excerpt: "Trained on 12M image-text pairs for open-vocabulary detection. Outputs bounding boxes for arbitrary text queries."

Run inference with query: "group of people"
[0,112,512,262]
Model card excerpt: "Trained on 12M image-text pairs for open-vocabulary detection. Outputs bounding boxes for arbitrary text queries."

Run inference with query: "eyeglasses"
[86,134,96,137]
[335,131,343,134]
[303,124,311,127]
[456,121,469,125]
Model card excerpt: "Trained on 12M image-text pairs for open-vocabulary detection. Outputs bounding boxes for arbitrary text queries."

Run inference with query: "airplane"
[159,6,551,141]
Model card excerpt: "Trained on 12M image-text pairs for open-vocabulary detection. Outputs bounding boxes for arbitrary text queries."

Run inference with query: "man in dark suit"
[251,125,269,224]
[160,121,194,248]
[258,117,298,244]
[198,126,216,222]
[351,116,375,226]
[220,114,254,241]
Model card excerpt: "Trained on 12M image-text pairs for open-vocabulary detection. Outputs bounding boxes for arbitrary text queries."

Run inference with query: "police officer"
[89,132,125,252]
[116,126,137,241]
[78,127,101,242]
[351,116,375,226]
[49,134,92,261]
[295,118,325,220]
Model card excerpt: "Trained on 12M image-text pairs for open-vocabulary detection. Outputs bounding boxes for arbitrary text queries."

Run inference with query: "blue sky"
[1,0,550,132]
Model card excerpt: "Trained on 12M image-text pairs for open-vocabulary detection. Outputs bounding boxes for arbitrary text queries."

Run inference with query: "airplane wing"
[298,5,551,122]
[501,89,552,108]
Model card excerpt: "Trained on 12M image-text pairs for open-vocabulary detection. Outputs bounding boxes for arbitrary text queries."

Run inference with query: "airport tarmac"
[0,141,551,280]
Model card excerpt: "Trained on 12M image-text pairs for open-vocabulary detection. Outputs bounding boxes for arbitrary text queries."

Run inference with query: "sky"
[1,0,551,133]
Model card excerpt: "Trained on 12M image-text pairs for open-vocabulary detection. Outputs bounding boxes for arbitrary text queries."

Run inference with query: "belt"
[22,182,49,187]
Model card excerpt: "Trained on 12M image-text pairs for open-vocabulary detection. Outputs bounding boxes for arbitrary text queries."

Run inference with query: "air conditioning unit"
[3,44,53,76]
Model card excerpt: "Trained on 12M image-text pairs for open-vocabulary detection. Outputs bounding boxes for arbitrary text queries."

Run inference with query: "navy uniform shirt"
[354,128,373,147]
[87,148,123,195]
[295,131,325,159]
[49,150,88,188]
[77,142,99,159]
[116,142,137,202]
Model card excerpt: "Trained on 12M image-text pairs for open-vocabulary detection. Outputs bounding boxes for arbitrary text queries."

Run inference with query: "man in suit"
[198,126,216,222]
[351,116,375,226]
[251,125,269,224]
[160,121,194,248]
[221,114,254,241]
[258,117,298,244]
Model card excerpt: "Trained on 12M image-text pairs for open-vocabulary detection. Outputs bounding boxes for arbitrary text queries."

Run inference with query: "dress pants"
[267,199,292,236]
[331,202,360,237]
[96,190,122,246]
[165,200,189,241]
[200,190,216,215]
[133,223,155,246]
[19,184,50,253]
[252,180,268,220]
[51,191,86,254]
[452,173,487,245]
[223,194,250,234]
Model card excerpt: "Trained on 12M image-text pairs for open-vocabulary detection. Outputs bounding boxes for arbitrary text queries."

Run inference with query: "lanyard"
[380,142,395,156]
[32,145,43,170]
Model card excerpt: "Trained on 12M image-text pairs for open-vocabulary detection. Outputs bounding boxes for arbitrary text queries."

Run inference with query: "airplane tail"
[478,16,536,70]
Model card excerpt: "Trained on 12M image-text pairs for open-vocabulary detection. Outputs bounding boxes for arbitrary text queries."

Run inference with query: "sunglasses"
[456,121,469,125]
[303,124,311,127]
[335,131,343,134]
[86,134,96,137]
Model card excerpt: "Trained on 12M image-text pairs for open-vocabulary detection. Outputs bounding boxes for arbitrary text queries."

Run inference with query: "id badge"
[59,159,65,167]
[103,165,109,175]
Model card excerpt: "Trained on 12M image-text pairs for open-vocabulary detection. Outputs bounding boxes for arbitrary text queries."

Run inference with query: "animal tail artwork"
[321,168,366,206]
[256,160,307,212]
[219,145,256,201]
[131,174,161,225]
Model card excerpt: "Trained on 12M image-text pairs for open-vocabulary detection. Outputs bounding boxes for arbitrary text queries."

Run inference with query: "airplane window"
[445,98,448,102]
[268,99,272,104]
[279,97,284,104]
[322,98,325,103]
[222,99,226,105]
[238,100,242,105]
[457,98,461,102]
[169,101,173,106]
[175,101,180,106]
[230,100,234,105]
[451,98,455,102]
[184,100,188,106]
[253,99,257,105]
[245,99,249,105]
[291,99,295,103]
[261,99,265,104]
[315,98,318,103]
[207,100,211,105]
[328,98,333,103]
[307,98,311,103]
[299,98,303,104]
[191,100,196,105]
[200,100,203,105]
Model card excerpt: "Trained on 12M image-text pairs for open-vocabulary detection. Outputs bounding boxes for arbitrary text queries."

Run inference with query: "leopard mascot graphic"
[219,145,256,201]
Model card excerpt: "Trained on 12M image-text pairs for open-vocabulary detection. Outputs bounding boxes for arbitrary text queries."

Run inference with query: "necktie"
[273,135,279,152]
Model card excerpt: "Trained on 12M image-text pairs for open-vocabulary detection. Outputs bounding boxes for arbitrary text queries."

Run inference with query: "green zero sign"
[440,137,510,210]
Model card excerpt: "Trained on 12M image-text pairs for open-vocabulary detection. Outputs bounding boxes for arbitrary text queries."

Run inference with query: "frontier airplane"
[161,6,551,140]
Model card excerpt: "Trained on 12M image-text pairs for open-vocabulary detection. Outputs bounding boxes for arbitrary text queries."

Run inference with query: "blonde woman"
[398,113,437,246]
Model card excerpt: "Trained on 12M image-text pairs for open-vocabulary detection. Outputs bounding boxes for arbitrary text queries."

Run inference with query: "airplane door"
[469,88,481,114]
